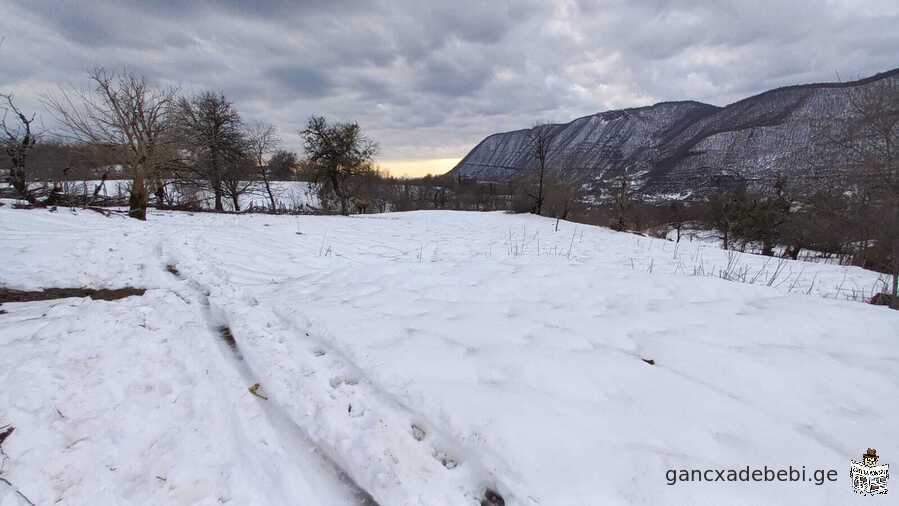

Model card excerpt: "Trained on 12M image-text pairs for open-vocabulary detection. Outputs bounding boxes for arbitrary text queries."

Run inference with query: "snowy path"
[1,206,898,505]
[156,229,520,505]
[0,211,371,505]
[0,290,366,505]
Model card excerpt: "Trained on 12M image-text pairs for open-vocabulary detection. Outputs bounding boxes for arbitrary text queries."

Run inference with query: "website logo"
[850,448,889,495]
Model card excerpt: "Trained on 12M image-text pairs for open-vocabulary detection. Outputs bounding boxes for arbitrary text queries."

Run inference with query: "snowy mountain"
[451,68,899,198]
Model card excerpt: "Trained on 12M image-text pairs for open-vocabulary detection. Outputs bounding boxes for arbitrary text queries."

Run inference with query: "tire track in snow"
[223,295,512,505]
[161,256,379,505]
[162,235,518,505]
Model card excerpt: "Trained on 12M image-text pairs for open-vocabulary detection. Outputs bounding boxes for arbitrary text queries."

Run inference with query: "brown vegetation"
[0,287,146,303]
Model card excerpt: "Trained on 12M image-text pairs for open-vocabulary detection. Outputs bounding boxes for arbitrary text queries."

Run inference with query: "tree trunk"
[784,245,801,260]
[231,193,240,212]
[214,186,223,211]
[91,173,108,205]
[154,183,165,208]
[10,167,35,204]
[892,204,899,308]
[892,272,898,309]
[264,180,276,210]
[892,240,898,310]
[535,163,545,216]
[129,175,148,221]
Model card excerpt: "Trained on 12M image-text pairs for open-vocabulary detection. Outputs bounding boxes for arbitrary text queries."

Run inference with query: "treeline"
[1,66,577,219]
[1,68,374,217]
[601,180,894,273]
[2,67,521,217]
[498,171,896,306]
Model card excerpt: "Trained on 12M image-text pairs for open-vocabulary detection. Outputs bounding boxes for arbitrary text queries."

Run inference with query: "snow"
[172,181,319,211]
[13,180,320,211]
[1,205,897,505]
[0,293,363,505]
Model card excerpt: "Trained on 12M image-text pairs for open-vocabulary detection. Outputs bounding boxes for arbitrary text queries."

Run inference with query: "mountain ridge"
[450,67,899,199]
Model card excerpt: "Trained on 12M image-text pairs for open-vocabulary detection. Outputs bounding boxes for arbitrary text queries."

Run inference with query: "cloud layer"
[2,0,898,173]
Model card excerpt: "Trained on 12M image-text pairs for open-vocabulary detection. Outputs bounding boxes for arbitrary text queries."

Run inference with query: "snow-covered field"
[13,180,319,211]
[1,205,897,505]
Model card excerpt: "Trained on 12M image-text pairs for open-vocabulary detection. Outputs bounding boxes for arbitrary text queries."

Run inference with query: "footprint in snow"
[432,449,459,469]
[410,424,459,470]
[346,402,365,418]
[329,375,358,388]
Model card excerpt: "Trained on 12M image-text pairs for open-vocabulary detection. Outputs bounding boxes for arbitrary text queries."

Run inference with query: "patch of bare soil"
[870,292,898,309]
[217,325,238,350]
[0,287,146,304]
[481,489,505,506]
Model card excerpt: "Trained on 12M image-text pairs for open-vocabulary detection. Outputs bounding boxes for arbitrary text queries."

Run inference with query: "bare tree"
[706,189,748,250]
[543,174,582,231]
[221,154,257,211]
[816,77,899,306]
[612,170,633,231]
[543,144,591,230]
[301,116,378,215]
[1,94,37,203]
[45,68,177,220]
[527,123,554,215]
[246,122,281,210]
[268,150,298,180]
[175,91,245,211]
[847,79,899,306]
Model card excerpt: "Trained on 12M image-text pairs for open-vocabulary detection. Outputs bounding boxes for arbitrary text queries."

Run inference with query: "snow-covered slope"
[452,67,899,198]
[1,206,897,505]
[451,101,718,184]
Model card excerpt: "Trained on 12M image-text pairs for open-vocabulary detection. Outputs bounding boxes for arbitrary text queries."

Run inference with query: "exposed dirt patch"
[166,264,181,276]
[218,325,238,350]
[481,489,505,506]
[870,292,898,309]
[0,287,146,304]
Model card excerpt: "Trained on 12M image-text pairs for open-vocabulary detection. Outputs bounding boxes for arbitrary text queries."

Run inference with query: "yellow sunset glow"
[377,158,461,178]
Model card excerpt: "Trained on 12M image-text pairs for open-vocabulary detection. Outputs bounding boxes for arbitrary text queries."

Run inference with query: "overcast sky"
[2,0,898,176]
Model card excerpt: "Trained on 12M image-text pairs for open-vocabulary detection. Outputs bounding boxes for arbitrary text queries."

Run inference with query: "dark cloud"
[266,66,334,98]
[1,0,897,163]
